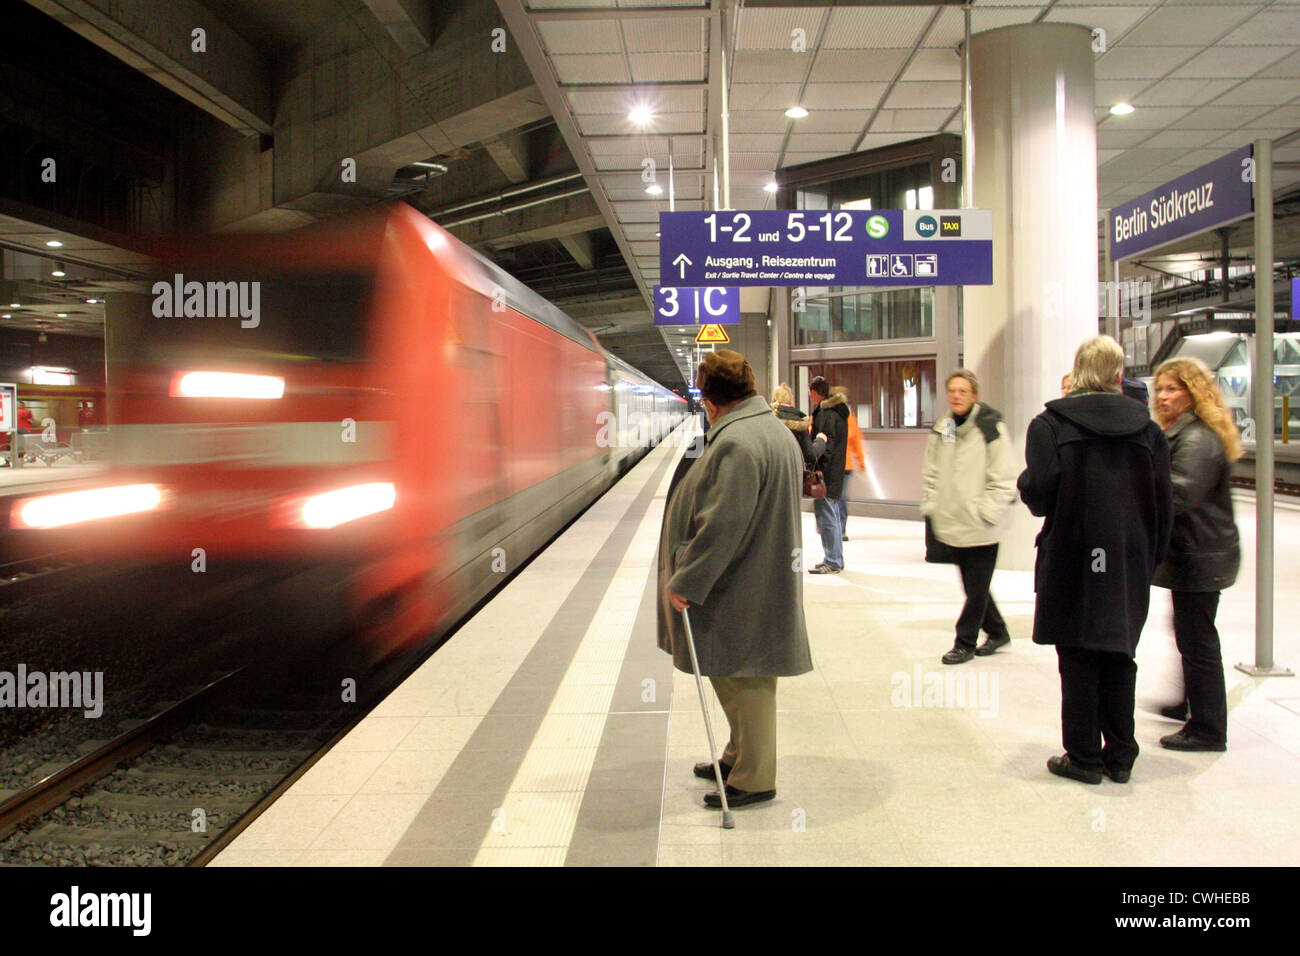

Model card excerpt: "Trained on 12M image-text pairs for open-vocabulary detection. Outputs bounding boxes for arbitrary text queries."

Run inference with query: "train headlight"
[171,371,285,399]
[298,482,396,528]
[14,484,163,529]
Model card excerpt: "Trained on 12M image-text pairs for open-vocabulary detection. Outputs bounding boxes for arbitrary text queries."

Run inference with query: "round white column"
[965,22,1099,569]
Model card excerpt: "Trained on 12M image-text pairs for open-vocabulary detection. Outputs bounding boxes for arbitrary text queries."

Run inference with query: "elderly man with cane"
[658,350,812,813]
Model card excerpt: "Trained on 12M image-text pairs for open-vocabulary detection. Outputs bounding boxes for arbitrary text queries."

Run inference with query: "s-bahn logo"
[915,215,938,238]
[152,273,261,328]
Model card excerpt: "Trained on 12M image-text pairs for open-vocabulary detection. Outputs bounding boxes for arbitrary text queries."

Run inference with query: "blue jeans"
[813,496,844,570]
[835,495,849,538]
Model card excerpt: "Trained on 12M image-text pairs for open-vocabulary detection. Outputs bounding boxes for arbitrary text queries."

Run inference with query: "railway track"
[0,667,351,866]
[0,550,91,598]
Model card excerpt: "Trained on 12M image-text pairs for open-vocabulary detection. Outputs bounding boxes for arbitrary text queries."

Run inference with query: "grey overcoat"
[656,395,813,677]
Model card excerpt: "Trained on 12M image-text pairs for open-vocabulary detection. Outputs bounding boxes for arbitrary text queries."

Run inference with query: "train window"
[130,270,374,364]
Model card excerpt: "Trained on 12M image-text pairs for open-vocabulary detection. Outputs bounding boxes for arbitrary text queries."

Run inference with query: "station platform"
[212,423,1300,867]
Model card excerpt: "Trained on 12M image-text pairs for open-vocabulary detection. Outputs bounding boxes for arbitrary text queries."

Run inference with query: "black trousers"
[1172,590,1228,743]
[1057,647,1139,774]
[952,543,1007,650]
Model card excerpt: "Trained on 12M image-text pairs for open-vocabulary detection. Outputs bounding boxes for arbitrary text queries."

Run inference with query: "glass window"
[798,359,937,430]
[794,287,933,344]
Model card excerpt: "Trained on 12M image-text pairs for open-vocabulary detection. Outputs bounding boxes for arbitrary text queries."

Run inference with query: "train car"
[9,202,685,655]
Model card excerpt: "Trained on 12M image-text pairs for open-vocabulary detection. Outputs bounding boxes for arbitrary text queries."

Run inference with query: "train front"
[8,213,453,658]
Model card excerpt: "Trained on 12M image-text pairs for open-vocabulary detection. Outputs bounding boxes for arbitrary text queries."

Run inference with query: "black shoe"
[704,785,776,809]
[975,633,1010,656]
[1102,766,1132,784]
[1160,728,1226,752]
[693,760,731,782]
[1047,754,1103,785]
[1159,701,1190,721]
[808,563,840,574]
[941,646,976,665]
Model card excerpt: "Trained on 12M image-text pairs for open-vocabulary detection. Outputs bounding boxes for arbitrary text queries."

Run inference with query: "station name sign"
[659,209,993,287]
[1110,145,1254,261]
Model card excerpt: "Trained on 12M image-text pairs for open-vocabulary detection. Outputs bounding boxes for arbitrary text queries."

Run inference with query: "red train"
[10,203,685,654]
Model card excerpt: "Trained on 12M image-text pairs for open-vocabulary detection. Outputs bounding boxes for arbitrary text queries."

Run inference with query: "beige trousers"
[709,676,778,792]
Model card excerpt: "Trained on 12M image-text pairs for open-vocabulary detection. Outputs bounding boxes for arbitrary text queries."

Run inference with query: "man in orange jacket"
[830,386,864,542]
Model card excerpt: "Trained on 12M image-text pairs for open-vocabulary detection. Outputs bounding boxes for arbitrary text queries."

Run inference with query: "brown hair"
[696,350,757,405]
[1153,357,1243,462]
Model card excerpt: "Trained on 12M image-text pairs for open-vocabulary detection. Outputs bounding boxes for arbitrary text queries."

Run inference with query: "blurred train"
[9,202,686,654]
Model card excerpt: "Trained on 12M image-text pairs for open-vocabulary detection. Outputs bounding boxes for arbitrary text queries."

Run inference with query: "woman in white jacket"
[920,369,1019,665]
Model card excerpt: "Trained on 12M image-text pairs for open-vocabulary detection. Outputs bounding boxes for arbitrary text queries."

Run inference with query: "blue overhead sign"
[1110,145,1254,262]
[659,209,993,287]
[653,286,740,326]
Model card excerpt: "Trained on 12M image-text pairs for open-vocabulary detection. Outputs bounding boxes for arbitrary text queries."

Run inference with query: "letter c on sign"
[704,288,726,317]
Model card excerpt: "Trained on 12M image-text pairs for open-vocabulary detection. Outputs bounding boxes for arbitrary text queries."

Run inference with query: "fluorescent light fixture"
[56,312,68,317]
[51,269,65,278]
[16,484,162,529]
[171,370,285,399]
[785,106,808,119]
[645,183,663,195]
[764,182,779,193]
[300,482,396,529]
[32,367,73,385]
[9,302,19,308]
[45,239,63,248]
[1110,103,1134,116]
[629,105,654,125]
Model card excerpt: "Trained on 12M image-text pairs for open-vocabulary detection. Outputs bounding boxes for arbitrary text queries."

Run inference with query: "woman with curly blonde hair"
[1150,356,1242,753]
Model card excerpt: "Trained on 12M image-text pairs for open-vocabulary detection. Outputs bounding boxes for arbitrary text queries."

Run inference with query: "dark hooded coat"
[1017,392,1173,657]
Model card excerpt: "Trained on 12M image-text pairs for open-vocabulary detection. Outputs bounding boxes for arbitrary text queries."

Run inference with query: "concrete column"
[965,22,1099,568]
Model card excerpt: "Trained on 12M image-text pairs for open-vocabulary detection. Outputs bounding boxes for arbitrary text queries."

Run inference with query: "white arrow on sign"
[673,253,692,280]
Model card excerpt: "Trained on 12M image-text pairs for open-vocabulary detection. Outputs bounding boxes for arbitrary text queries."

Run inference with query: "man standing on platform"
[1018,335,1172,785]
[658,350,812,809]
[807,376,849,574]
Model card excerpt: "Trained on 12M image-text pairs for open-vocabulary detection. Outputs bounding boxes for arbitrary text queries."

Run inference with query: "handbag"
[803,466,827,499]
[924,518,957,564]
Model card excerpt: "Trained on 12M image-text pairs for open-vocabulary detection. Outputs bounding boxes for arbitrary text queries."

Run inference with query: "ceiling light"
[1110,103,1134,116]
[764,182,779,193]
[655,231,661,238]
[86,298,99,304]
[785,106,808,119]
[1,314,10,319]
[52,267,66,277]
[57,312,68,317]
[9,302,19,308]
[645,183,663,195]
[629,105,654,125]
[45,239,63,248]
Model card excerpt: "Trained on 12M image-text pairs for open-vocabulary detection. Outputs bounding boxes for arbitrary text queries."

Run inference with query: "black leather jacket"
[1152,412,1240,592]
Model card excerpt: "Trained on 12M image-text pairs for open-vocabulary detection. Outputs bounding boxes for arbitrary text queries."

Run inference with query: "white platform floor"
[212,424,1300,867]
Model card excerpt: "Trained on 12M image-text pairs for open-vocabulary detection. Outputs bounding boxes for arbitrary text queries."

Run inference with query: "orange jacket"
[845,409,865,472]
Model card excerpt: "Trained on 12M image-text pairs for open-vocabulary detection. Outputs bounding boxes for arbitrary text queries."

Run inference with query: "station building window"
[795,287,934,345]
[799,358,937,430]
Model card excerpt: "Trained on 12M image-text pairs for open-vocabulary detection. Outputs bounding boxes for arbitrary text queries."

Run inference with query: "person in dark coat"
[658,350,812,809]
[806,376,849,574]
[1150,357,1242,752]
[1018,335,1173,785]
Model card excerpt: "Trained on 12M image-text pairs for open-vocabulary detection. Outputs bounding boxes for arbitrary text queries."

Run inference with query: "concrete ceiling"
[497,0,1300,384]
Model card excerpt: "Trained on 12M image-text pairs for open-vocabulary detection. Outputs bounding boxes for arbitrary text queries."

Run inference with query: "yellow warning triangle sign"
[695,324,730,344]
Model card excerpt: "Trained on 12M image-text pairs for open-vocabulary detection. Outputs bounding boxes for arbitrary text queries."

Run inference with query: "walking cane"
[680,605,734,829]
